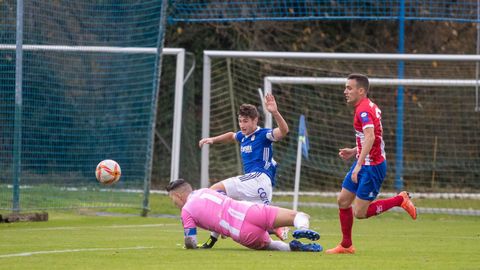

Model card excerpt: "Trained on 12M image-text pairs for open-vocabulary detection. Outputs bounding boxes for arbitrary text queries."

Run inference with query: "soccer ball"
[95,159,121,185]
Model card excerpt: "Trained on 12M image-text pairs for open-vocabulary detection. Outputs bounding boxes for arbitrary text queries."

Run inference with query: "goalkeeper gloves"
[197,235,218,249]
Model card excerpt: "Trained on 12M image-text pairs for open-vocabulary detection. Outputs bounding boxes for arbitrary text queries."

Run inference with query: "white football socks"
[293,212,310,229]
[210,231,220,239]
[266,240,290,251]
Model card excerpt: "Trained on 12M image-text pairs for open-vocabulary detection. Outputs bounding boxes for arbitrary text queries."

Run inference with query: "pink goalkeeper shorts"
[238,204,279,250]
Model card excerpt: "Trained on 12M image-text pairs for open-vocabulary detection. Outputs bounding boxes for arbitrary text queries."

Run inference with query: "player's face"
[344,79,365,106]
[238,115,258,135]
[169,192,184,209]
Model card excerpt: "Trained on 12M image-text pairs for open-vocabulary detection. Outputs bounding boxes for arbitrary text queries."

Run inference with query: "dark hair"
[165,179,188,192]
[238,104,259,119]
[347,73,370,94]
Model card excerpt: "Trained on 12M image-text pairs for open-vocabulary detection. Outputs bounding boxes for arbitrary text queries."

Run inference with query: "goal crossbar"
[263,76,480,127]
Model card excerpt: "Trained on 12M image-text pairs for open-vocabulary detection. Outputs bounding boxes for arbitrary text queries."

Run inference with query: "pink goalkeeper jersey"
[181,188,255,242]
[354,98,386,165]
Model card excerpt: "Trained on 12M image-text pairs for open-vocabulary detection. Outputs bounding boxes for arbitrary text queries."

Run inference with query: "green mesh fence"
[0,0,168,212]
[169,0,480,23]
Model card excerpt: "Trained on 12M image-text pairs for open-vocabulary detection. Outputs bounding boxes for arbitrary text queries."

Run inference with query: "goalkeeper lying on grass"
[166,179,322,252]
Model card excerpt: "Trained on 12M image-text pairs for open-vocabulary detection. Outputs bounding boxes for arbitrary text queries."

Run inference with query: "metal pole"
[201,54,211,188]
[226,58,242,175]
[142,0,169,216]
[170,49,185,181]
[12,0,24,213]
[395,0,405,192]
[292,135,303,212]
[476,0,480,112]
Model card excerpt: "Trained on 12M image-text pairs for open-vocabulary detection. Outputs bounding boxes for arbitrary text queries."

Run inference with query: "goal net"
[0,1,168,212]
[202,51,480,215]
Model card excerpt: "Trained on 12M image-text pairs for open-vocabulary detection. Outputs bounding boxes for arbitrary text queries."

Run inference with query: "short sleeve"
[358,111,374,130]
[235,131,244,142]
[264,128,276,142]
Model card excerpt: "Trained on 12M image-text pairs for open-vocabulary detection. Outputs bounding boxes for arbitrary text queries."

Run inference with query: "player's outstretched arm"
[338,147,357,160]
[265,94,289,141]
[198,132,236,148]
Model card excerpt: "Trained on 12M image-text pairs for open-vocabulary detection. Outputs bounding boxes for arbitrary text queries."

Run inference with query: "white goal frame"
[0,45,187,182]
[264,76,480,214]
[263,76,480,127]
[202,50,480,188]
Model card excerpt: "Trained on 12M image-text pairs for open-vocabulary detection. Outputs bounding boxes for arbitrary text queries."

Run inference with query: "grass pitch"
[0,194,479,270]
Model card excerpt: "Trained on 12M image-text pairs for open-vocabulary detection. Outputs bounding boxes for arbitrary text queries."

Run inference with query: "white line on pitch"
[0,246,154,258]
[2,223,178,232]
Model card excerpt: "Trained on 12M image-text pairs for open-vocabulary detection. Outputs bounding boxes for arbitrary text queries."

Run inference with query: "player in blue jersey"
[198,93,290,248]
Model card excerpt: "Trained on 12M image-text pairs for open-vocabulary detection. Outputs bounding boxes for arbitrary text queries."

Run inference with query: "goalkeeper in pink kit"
[166,179,322,252]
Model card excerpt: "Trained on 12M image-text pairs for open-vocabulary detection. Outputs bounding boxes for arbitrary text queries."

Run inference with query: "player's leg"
[356,193,416,219]
[251,173,290,240]
[271,207,320,241]
[353,161,416,219]
[329,188,356,250]
[326,162,357,254]
[265,239,290,251]
[243,205,321,252]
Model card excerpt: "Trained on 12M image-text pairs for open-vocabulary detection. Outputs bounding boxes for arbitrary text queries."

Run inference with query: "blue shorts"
[342,160,387,201]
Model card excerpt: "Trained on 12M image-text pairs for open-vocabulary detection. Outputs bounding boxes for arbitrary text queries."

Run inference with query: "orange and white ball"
[95,159,121,185]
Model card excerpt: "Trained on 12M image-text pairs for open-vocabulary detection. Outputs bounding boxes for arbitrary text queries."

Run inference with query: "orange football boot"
[399,191,417,220]
[325,244,356,254]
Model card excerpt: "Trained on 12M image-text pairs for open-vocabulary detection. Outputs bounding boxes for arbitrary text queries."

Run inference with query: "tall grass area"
[0,193,479,270]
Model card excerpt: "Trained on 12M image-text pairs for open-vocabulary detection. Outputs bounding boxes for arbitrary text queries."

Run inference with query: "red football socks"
[339,207,353,248]
[366,195,403,218]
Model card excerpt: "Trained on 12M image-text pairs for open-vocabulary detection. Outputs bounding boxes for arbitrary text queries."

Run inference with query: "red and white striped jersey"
[353,98,386,165]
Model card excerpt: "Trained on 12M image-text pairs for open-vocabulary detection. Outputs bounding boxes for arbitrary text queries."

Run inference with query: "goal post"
[0,44,187,182]
[0,45,187,211]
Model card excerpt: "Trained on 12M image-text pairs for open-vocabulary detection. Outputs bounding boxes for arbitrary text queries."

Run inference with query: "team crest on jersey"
[360,111,369,123]
[251,135,255,141]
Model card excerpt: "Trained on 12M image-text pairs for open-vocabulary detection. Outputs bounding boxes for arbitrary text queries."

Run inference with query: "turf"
[0,194,479,270]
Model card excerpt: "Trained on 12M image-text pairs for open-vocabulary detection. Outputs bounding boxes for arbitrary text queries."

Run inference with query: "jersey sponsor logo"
[360,111,369,123]
[241,145,252,153]
[257,188,270,204]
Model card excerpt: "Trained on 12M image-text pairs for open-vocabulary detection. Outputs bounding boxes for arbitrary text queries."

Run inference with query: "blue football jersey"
[235,127,277,186]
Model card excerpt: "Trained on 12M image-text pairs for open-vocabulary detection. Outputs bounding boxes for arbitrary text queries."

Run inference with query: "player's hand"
[351,164,361,183]
[264,93,278,114]
[339,148,356,160]
[199,138,214,148]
